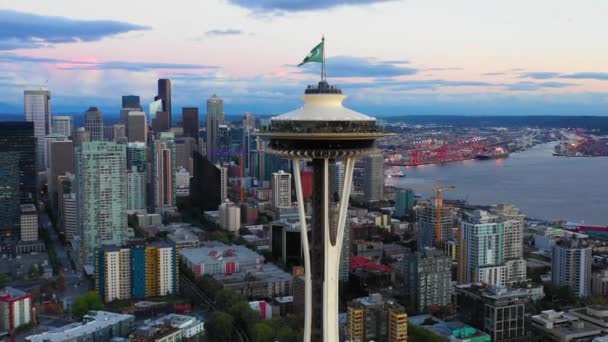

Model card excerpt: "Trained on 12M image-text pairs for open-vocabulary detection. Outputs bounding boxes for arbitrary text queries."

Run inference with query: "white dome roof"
[271,93,375,122]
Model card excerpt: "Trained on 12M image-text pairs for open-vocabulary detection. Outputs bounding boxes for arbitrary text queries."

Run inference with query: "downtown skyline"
[1,0,608,116]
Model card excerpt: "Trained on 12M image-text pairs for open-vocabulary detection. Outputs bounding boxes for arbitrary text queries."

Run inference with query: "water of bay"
[395,142,608,225]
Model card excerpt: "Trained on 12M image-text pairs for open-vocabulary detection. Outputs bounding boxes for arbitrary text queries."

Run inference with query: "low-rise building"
[409,314,491,342]
[0,287,33,335]
[132,313,204,342]
[215,263,292,299]
[25,310,135,342]
[569,305,608,331]
[455,284,532,342]
[531,310,603,342]
[180,243,264,277]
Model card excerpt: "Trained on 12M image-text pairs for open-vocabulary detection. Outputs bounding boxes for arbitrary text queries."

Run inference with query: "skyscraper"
[182,107,199,144]
[151,132,176,213]
[152,111,170,133]
[271,170,292,209]
[52,116,73,138]
[149,99,163,123]
[261,80,385,342]
[76,141,127,265]
[403,247,452,312]
[458,210,507,287]
[364,153,384,202]
[190,151,221,211]
[24,89,51,170]
[175,137,196,174]
[112,124,126,143]
[219,163,228,202]
[395,189,415,218]
[122,95,141,109]
[48,137,74,213]
[551,238,591,297]
[84,107,104,141]
[126,142,147,213]
[127,111,147,143]
[330,161,345,199]
[0,122,36,235]
[206,94,224,162]
[155,79,172,125]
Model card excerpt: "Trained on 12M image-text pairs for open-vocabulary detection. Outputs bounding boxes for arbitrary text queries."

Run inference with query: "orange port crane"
[395,184,455,245]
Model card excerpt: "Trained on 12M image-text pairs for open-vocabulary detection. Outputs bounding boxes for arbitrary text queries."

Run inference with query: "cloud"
[519,72,561,79]
[205,29,244,37]
[481,72,505,76]
[560,72,608,80]
[227,0,394,12]
[0,53,217,72]
[505,81,576,91]
[299,56,417,78]
[0,10,149,50]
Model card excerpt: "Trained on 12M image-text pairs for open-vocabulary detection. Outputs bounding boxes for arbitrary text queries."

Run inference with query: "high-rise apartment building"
[62,193,77,242]
[84,107,104,141]
[96,243,178,302]
[20,204,38,242]
[182,107,199,144]
[151,132,176,213]
[491,204,527,284]
[24,89,51,170]
[347,293,408,342]
[126,142,147,172]
[52,116,73,138]
[175,167,190,197]
[219,201,241,234]
[127,166,146,212]
[417,204,455,250]
[458,210,507,287]
[126,111,147,143]
[552,238,591,297]
[220,164,228,202]
[76,142,127,265]
[403,247,452,313]
[155,79,172,125]
[57,172,75,239]
[271,170,292,208]
[330,161,345,199]
[206,94,224,162]
[364,153,384,202]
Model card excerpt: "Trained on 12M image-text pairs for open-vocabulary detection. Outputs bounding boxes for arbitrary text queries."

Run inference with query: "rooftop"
[25,311,134,342]
[180,244,264,265]
[409,314,491,342]
[0,286,29,301]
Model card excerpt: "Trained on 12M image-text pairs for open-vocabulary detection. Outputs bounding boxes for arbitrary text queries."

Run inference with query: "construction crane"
[395,184,455,246]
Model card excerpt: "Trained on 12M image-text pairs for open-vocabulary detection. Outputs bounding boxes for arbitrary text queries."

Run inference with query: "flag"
[298,41,324,66]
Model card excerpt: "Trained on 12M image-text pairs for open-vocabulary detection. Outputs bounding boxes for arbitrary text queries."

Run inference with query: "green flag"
[298,41,324,66]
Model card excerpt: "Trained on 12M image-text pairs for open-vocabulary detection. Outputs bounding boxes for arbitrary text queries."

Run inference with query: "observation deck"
[259,81,386,159]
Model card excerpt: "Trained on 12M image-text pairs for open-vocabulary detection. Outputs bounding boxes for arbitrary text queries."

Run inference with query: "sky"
[1,0,608,117]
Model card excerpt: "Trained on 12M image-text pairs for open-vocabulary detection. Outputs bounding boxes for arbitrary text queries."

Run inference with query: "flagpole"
[321,36,326,81]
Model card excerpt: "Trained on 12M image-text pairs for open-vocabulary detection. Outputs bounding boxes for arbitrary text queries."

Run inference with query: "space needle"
[260,38,386,342]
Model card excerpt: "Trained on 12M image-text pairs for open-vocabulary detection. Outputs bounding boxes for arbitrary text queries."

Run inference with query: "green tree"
[0,273,9,288]
[71,291,104,318]
[253,322,274,342]
[207,311,234,341]
[211,230,230,244]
